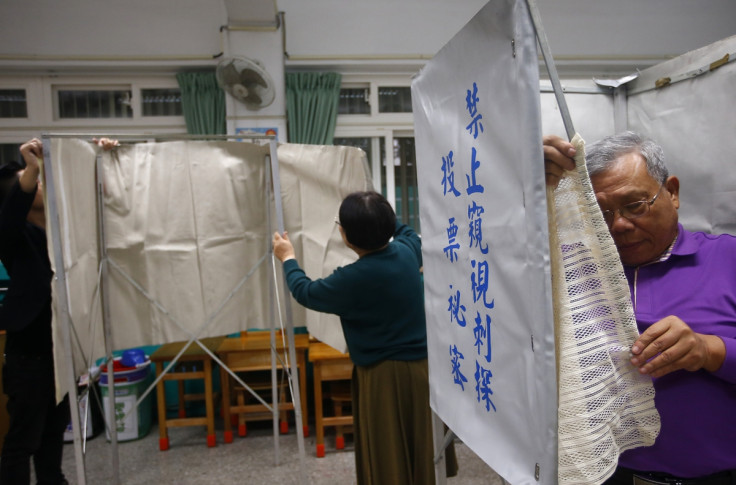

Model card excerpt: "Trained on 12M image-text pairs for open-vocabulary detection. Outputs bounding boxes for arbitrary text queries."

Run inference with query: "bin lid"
[100,356,150,374]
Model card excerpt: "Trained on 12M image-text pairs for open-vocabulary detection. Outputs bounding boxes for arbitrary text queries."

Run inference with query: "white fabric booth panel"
[46,139,371,381]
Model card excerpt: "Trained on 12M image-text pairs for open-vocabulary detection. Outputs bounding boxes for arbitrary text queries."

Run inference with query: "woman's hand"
[272,231,296,262]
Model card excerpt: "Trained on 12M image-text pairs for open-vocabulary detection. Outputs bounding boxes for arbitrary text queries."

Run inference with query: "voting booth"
[43,136,371,484]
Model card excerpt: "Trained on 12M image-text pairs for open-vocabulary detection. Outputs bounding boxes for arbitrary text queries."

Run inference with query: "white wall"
[1,0,735,76]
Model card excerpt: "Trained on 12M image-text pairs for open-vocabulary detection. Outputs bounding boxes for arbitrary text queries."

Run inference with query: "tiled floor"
[61,419,507,484]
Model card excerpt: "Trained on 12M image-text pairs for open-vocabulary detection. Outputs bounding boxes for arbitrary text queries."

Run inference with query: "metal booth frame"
[41,133,307,485]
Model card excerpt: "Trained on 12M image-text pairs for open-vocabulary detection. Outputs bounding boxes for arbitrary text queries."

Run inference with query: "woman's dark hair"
[338,191,396,251]
[0,160,24,203]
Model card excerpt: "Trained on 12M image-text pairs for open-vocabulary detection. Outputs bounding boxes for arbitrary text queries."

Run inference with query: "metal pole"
[613,86,628,133]
[41,136,87,485]
[95,152,121,485]
[268,139,308,484]
[265,152,281,465]
[432,411,449,485]
[525,0,576,140]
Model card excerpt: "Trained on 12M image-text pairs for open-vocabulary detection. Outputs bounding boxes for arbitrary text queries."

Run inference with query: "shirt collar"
[669,223,698,257]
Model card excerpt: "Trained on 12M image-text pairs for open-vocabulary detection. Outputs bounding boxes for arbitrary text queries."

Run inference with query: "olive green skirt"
[352,358,457,485]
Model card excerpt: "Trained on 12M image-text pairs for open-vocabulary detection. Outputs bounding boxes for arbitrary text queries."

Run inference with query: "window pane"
[393,137,420,232]
[333,137,372,161]
[141,88,182,116]
[378,87,412,113]
[0,90,28,118]
[58,90,133,119]
[338,88,370,115]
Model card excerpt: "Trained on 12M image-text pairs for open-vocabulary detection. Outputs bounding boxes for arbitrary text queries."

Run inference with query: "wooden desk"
[217,332,309,443]
[150,336,224,450]
[309,341,354,457]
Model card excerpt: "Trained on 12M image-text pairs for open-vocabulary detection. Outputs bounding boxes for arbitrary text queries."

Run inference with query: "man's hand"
[630,315,726,378]
[272,231,296,263]
[543,134,576,188]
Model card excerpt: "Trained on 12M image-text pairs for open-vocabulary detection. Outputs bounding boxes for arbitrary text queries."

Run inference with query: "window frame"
[333,74,417,220]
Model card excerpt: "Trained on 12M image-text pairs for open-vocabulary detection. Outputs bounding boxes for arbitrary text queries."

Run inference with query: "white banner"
[412,1,557,483]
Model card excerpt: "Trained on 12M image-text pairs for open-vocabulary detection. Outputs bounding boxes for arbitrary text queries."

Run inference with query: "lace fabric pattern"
[548,134,661,484]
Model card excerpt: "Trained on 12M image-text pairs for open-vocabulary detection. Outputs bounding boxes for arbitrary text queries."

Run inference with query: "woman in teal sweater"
[273,191,442,485]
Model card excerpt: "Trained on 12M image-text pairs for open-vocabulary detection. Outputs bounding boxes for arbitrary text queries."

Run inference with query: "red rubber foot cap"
[207,434,216,447]
[336,436,345,450]
[224,431,234,444]
[238,424,247,437]
[159,438,170,451]
[280,421,289,434]
[316,443,325,458]
[303,425,310,437]
[230,414,238,426]
[178,409,186,419]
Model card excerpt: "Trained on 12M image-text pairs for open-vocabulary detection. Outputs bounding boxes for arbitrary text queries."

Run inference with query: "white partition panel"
[626,35,736,235]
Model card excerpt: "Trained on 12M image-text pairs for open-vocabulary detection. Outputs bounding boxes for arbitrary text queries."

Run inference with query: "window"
[57,89,133,119]
[333,135,419,232]
[378,87,412,113]
[0,90,28,118]
[141,88,182,116]
[338,88,370,115]
[333,76,417,229]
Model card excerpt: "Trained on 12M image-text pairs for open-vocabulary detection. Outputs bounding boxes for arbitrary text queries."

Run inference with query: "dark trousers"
[0,354,69,485]
[605,467,736,485]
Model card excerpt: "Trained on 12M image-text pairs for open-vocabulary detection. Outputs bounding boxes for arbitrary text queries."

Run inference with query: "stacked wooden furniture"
[217,331,309,443]
[308,340,354,457]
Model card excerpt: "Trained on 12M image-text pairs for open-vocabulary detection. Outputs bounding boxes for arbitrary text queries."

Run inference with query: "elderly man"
[544,131,736,485]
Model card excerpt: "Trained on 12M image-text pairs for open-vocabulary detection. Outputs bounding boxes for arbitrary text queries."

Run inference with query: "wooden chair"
[217,330,309,444]
[231,369,289,437]
[328,380,353,451]
[308,340,354,457]
[150,336,224,450]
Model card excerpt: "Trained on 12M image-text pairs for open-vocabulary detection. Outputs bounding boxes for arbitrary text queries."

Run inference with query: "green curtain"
[285,72,342,145]
[176,72,226,135]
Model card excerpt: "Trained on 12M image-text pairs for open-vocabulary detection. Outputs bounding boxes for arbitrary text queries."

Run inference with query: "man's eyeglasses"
[600,185,664,228]
[334,217,341,226]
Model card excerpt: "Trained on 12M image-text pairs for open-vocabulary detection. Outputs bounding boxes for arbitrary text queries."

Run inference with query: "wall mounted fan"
[216,56,276,110]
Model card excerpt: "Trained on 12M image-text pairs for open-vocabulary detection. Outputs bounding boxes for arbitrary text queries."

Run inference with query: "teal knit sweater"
[283,223,427,367]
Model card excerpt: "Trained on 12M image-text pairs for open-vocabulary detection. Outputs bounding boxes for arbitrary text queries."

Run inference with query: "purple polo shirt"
[618,224,736,477]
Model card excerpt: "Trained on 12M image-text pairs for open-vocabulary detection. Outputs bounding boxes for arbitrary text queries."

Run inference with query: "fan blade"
[244,93,262,107]
[218,62,242,86]
[240,68,268,88]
